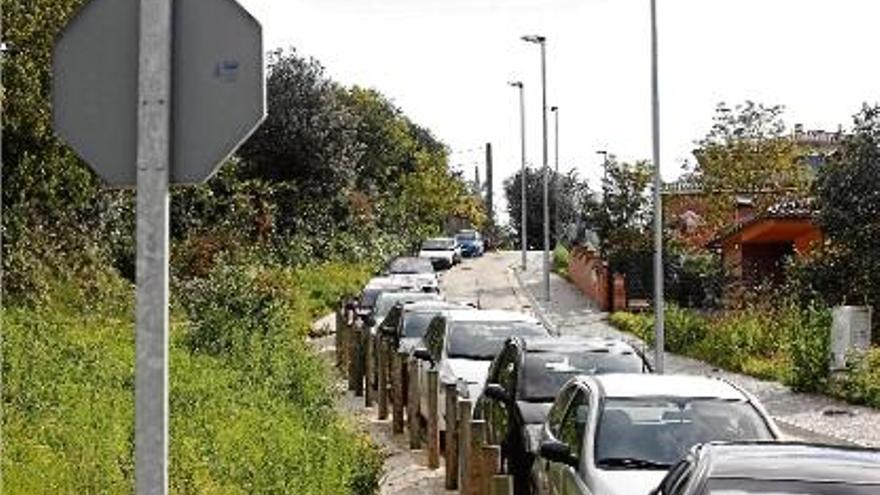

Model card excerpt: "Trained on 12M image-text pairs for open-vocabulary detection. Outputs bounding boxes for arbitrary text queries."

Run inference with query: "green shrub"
[552,245,570,276]
[609,311,652,343]
[785,303,832,393]
[832,347,880,407]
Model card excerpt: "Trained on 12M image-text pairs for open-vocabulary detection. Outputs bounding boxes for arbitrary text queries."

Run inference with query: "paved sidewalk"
[512,250,880,448]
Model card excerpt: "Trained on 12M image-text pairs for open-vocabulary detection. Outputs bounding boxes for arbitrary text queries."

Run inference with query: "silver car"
[531,374,781,495]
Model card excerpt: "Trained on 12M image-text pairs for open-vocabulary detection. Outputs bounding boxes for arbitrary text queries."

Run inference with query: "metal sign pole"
[650,0,665,374]
[135,0,172,492]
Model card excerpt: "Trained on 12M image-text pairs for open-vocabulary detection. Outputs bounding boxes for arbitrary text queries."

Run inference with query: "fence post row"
[444,384,459,489]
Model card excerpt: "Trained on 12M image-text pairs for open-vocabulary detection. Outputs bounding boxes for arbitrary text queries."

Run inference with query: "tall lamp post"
[509,81,528,270]
[550,106,559,247]
[650,0,665,373]
[521,34,550,302]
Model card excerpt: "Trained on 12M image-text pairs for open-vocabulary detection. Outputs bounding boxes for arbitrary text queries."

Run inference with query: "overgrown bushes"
[2,262,383,494]
[609,303,877,406]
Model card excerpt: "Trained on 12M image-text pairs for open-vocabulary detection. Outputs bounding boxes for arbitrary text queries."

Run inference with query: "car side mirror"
[413,349,434,365]
[484,384,512,404]
[363,315,376,328]
[539,440,578,468]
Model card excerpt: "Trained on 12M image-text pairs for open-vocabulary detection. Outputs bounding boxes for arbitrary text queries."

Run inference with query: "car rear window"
[447,321,547,359]
[520,351,647,401]
[388,258,434,274]
[422,239,454,250]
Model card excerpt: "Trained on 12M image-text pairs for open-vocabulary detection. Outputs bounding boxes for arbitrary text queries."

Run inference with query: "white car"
[531,374,781,495]
[412,309,549,432]
[418,237,461,269]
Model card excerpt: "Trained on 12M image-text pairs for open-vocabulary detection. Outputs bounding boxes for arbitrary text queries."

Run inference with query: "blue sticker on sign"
[215,60,239,82]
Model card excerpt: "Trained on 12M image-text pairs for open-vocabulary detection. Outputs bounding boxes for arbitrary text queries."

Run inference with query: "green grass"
[2,262,382,494]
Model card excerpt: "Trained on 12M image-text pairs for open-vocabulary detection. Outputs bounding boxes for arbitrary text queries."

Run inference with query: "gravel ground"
[509,250,880,448]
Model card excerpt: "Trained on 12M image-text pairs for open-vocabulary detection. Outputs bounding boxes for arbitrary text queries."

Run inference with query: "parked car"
[651,441,880,495]
[385,256,438,290]
[476,336,651,495]
[418,237,461,269]
[412,309,550,433]
[378,300,468,354]
[358,276,435,320]
[369,291,443,333]
[531,374,780,495]
[455,229,485,257]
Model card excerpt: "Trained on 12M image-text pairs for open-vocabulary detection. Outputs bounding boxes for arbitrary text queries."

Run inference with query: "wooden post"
[444,384,459,489]
[466,420,487,495]
[391,350,404,433]
[491,475,514,495]
[407,357,421,449]
[364,332,375,406]
[457,400,473,492]
[481,445,501,495]
[377,338,389,420]
[335,305,345,370]
[351,326,364,396]
[426,369,440,468]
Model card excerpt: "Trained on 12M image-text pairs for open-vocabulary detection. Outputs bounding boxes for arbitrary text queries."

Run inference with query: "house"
[707,199,822,291]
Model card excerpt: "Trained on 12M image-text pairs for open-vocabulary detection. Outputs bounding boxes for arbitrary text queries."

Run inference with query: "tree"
[806,104,880,310]
[503,168,591,249]
[583,158,652,263]
[691,101,810,230]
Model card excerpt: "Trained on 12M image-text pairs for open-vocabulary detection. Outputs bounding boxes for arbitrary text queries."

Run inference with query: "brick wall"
[567,246,628,311]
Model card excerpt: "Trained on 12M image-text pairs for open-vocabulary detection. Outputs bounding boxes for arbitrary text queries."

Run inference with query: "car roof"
[403,300,467,312]
[701,442,880,484]
[585,374,747,400]
[517,336,639,355]
[443,308,539,323]
[376,291,440,303]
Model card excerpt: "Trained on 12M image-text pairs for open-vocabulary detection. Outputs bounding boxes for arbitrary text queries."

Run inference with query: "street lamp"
[551,106,559,248]
[650,0,665,373]
[509,81,528,271]
[521,34,551,302]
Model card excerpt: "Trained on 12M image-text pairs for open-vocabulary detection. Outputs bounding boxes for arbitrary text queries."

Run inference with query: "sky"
[237,0,880,223]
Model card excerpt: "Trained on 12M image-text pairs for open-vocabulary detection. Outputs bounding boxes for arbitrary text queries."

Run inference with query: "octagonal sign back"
[53,0,266,187]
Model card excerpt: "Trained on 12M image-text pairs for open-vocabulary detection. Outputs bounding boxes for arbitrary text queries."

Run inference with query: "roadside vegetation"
[2,2,485,492]
[610,303,879,408]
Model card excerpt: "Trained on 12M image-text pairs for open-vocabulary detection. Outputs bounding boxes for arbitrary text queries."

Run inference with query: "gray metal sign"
[53,0,265,186]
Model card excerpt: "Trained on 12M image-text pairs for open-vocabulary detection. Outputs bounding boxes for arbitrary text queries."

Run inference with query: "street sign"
[53,0,265,186]
[53,0,265,492]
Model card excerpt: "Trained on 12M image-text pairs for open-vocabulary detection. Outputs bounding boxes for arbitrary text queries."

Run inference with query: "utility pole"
[485,143,493,221]
[508,81,527,270]
[551,106,559,247]
[521,34,550,302]
[135,0,172,491]
[474,164,480,195]
[650,0,665,374]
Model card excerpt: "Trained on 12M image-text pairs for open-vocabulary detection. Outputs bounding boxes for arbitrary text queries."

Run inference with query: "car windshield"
[402,311,441,338]
[360,287,385,309]
[388,257,434,274]
[447,321,547,359]
[520,351,646,401]
[374,292,440,321]
[595,398,773,469]
[422,239,454,250]
[455,232,477,242]
[705,478,880,495]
